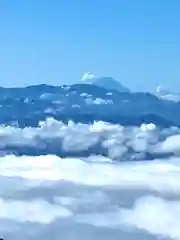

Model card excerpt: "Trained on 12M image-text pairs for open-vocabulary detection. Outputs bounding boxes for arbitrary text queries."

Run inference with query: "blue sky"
[0,0,179,92]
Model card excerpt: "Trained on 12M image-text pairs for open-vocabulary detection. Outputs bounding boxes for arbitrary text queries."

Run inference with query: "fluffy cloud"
[1,154,180,239]
[1,154,180,193]
[1,120,180,239]
[85,97,113,105]
[0,118,179,160]
[120,196,180,240]
[0,198,72,223]
[77,195,180,240]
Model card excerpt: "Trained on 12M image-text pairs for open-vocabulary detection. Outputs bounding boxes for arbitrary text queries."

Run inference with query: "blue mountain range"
[0,79,178,128]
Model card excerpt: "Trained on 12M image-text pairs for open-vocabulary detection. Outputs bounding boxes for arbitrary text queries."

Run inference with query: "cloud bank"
[0,118,179,160]
[0,120,180,239]
[1,154,180,239]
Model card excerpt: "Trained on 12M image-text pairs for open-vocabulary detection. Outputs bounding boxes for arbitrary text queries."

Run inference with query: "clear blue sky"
[0,0,179,92]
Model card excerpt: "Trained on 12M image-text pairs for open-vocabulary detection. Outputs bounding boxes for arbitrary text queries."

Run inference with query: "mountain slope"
[156,85,180,102]
[81,72,130,93]
[0,83,178,128]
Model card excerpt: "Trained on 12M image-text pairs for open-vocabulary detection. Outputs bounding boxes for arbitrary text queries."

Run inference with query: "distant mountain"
[0,83,178,128]
[81,72,130,93]
[156,85,180,102]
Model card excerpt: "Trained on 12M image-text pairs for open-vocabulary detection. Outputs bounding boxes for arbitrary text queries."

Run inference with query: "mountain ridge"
[81,72,130,93]
[0,82,178,128]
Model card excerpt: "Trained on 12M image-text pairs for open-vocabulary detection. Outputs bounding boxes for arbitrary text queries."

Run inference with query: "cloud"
[1,154,180,195]
[121,196,180,240]
[77,195,180,240]
[1,120,180,239]
[1,153,180,239]
[85,97,113,105]
[0,118,179,160]
[155,134,180,154]
[0,198,72,224]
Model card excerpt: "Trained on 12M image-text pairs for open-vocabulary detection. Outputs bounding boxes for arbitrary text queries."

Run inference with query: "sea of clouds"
[0,118,179,159]
[1,119,180,239]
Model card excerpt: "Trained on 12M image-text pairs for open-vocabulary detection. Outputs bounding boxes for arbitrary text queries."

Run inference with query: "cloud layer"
[0,118,179,160]
[1,154,180,239]
[1,120,180,239]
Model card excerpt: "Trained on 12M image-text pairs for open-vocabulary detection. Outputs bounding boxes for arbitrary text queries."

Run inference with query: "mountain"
[0,83,178,128]
[81,72,130,93]
[156,85,180,102]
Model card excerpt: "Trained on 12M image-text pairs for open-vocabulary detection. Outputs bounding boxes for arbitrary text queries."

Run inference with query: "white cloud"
[77,195,180,240]
[0,118,178,160]
[106,92,113,96]
[155,134,180,154]
[0,198,72,223]
[71,104,80,108]
[1,152,180,238]
[80,92,92,97]
[44,107,56,114]
[1,119,180,239]
[85,97,113,105]
[121,196,180,240]
[1,154,180,195]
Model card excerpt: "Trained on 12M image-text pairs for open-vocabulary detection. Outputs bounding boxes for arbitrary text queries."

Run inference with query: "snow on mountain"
[81,72,96,82]
[156,85,180,102]
[81,72,130,93]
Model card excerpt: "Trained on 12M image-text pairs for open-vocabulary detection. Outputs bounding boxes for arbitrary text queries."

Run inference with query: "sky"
[0,0,179,92]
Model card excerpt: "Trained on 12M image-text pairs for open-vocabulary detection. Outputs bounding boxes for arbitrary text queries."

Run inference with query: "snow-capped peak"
[156,85,169,95]
[156,85,161,94]
[156,85,180,102]
[80,72,130,93]
[81,72,97,82]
